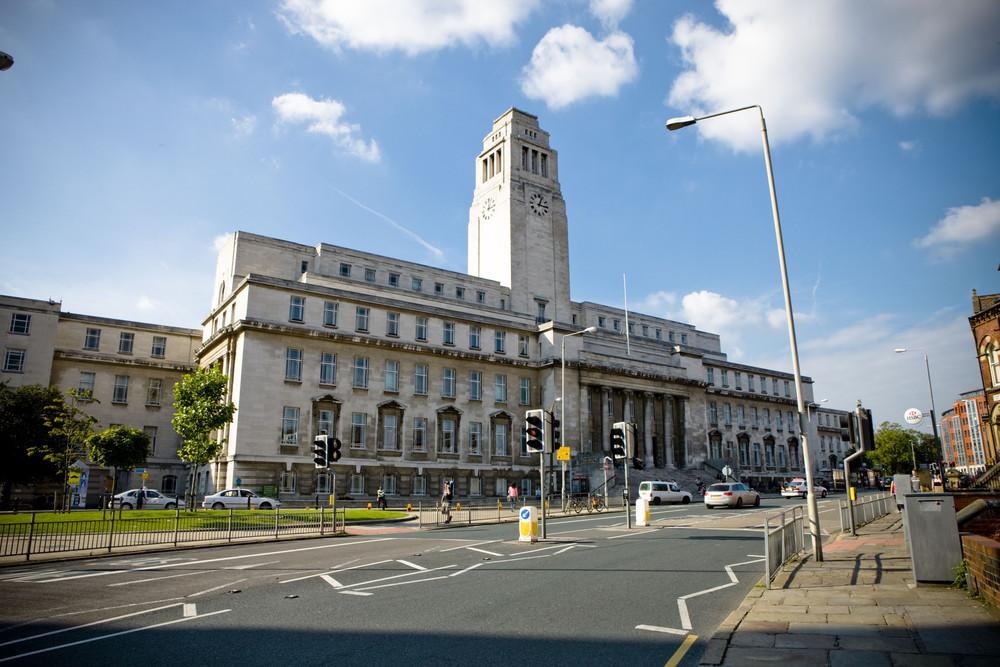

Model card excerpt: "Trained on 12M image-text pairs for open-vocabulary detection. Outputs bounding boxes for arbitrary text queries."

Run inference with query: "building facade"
[939,390,990,475]
[195,109,817,503]
[970,288,1000,468]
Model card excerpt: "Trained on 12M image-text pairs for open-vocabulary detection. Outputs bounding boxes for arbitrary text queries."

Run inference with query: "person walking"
[441,481,453,524]
[507,483,518,511]
[136,487,145,510]
[377,486,387,510]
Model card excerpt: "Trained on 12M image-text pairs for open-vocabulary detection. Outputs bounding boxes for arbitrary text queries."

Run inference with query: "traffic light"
[856,408,874,451]
[611,421,627,464]
[550,416,561,451]
[838,413,858,446]
[313,435,328,469]
[525,410,545,452]
[329,437,342,463]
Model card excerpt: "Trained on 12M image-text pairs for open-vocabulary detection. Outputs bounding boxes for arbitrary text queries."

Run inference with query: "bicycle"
[569,494,587,514]
[587,493,606,513]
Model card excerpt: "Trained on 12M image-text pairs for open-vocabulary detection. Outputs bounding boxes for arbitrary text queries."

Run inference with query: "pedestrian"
[441,481,453,524]
[377,486,387,510]
[507,483,518,511]
[136,487,144,510]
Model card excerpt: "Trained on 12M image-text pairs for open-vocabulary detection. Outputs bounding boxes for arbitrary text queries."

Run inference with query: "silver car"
[704,482,760,509]
[202,488,281,510]
[111,489,185,510]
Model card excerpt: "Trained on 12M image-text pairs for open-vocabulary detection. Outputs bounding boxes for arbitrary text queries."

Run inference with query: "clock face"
[481,196,496,220]
[529,193,549,216]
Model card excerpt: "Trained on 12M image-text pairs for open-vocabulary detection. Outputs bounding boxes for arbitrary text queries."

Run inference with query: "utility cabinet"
[901,493,962,583]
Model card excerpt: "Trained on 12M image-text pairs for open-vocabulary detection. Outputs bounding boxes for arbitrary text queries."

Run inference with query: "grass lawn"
[0,508,410,529]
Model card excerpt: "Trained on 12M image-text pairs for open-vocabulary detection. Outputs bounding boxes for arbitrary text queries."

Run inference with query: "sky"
[2,0,999,437]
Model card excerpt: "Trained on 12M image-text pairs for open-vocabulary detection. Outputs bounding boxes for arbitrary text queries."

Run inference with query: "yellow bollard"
[456,502,461,510]
[367,503,372,510]
[498,499,503,510]
[407,503,412,512]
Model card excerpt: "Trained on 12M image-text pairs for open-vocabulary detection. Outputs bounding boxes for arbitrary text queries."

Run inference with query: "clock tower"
[468,108,571,323]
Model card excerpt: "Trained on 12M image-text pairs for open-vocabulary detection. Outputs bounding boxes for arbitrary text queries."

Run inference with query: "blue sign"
[520,507,531,521]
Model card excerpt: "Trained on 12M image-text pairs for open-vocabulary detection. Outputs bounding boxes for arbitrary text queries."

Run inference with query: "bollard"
[635,498,650,526]
[367,503,372,510]
[456,502,461,511]
[518,506,538,542]
[407,503,412,512]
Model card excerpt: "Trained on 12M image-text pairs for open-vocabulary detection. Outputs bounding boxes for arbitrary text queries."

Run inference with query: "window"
[382,415,398,450]
[79,372,95,397]
[351,413,367,447]
[117,332,134,355]
[456,287,465,299]
[412,278,422,292]
[707,368,715,385]
[765,443,774,467]
[339,263,351,277]
[721,370,729,387]
[151,336,166,357]
[113,375,130,404]
[413,476,427,496]
[323,301,339,327]
[709,402,718,424]
[642,324,649,336]
[316,473,332,494]
[318,409,334,437]
[752,444,761,467]
[285,348,303,382]
[762,408,770,427]
[787,411,795,432]
[739,441,748,466]
[300,260,308,274]
[495,423,508,456]
[162,475,177,494]
[442,368,456,398]
[613,319,620,331]
[386,312,400,336]
[83,329,101,350]
[384,360,398,392]
[406,364,426,395]
[443,322,455,345]
[469,371,482,400]
[146,379,162,406]
[750,407,758,427]
[518,335,529,357]
[598,316,606,327]
[365,268,376,282]
[415,317,428,341]
[144,426,157,455]
[3,349,25,373]
[723,404,731,425]
[494,375,507,402]
[350,474,365,495]
[383,474,397,495]
[469,326,481,349]
[388,273,400,287]
[988,342,1000,385]
[536,301,546,323]
[778,445,786,467]
[413,418,427,452]
[352,356,369,388]
[355,307,369,332]
[320,353,337,385]
[441,419,456,453]
[772,379,779,395]
[776,411,783,430]
[469,422,482,455]
[519,378,530,405]
[655,329,662,339]
[734,372,742,390]
[494,331,506,353]
[748,375,755,392]
[470,477,482,497]
[280,472,296,493]
[477,291,486,303]
[282,407,299,444]
[737,405,745,427]
[289,296,305,322]
[784,381,791,397]
[435,282,444,295]
[8,313,30,335]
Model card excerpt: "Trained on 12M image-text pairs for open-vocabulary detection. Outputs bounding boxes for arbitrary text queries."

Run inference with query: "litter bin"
[901,493,962,583]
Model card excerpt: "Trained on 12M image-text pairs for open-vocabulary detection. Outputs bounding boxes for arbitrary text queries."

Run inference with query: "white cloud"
[212,234,231,252]
[278,0,538,55]
[667,0,1000,151]
[899,140,921,155]
[521,25,638,109]
[231,114,257,136]
[914,197,1000,260]
[590,0,632,27]
[272,93,380,162]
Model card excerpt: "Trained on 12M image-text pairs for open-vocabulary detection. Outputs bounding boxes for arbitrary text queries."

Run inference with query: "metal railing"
[763,505,805,588]
[837,491,893,533]
[0,508,344,561]
[417,498,623,527]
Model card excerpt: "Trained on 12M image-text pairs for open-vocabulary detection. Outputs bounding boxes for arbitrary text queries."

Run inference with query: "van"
[638,480,692,505]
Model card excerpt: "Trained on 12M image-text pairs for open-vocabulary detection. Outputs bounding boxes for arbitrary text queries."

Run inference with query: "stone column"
[602,386,613,453]
[643,392,655,463]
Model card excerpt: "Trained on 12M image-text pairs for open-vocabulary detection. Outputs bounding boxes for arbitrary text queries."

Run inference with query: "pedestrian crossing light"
[525,410,545,452]
[611,422,627,464]
[329,437,342,463]
[313,435,329,469]
[550,416,561,451]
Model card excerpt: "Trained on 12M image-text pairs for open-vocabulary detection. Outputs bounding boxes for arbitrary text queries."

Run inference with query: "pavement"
[699,511,1000,666]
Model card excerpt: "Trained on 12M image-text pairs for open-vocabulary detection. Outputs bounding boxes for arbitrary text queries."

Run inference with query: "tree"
[869,421,936,475]
[88,425,150,510]
[0,383,62,509]
[172,366,236,508]
[36,387,99,511]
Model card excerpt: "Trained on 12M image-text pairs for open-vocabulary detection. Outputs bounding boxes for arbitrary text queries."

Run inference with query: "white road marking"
[320,574,343,588]
[0,603,184,648]
[675,557,765,630]
[635,624,687,635]
[182,604,197,617]
[108,570,211,587]
[186,578,248,598]
[396,560,426,571]
[465,547,504,557]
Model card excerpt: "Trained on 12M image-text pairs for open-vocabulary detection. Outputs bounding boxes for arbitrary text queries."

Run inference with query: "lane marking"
[279,559,393,584]
[182,604,197,617]
[396,560,426,571]
[186,578,248,598]
[676,557,765,630]
[665,634,699,667]
[635,624,687,635]
[0,603,184,648]
[108,570,212,587]
[465,547,504,557]
[320,574,343,588]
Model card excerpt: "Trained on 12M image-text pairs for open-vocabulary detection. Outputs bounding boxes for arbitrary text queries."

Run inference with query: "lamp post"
[561,326,597,510]
[667,105,823,561]
[894,348,943,463]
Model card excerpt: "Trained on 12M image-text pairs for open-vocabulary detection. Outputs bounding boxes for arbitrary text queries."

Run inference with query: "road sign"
[904,408,923,425]
[67,471,80,486]
[556,446,570,461]
[142,472,148,480]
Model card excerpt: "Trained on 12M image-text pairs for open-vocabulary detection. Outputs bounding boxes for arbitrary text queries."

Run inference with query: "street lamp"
[561,326,597,510]
[894,348,943,463]
[0,51,13,71]
[667,105,824,561]
[807,398,829,422]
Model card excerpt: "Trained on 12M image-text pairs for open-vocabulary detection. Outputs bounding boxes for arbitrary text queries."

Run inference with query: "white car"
[781,479,828,499]
[638,480,692,505]
[111,489,185,510]
[704,482,760,509]
[202,489,281,510]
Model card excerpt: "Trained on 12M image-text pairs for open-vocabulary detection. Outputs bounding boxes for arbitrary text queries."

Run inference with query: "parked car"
[638,480,692,505]
[704,482,760,509]
[781,478,828,499]
[202,488,281,510]
[111,489,184,510]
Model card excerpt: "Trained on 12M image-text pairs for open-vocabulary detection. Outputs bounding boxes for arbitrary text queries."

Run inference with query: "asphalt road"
[0,496,845,666]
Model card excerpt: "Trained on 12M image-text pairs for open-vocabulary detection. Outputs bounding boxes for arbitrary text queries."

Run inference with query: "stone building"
[195,109,816,503]
[970,288,1000,470]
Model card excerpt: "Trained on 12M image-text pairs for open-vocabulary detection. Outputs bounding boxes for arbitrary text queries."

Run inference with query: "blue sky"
[2,0,999,436]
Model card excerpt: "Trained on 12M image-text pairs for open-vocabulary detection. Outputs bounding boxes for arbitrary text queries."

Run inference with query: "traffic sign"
[556,446,570,461]
[904,408,923,425]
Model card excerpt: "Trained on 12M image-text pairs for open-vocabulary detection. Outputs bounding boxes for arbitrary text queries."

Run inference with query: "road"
[0,496,844,666]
